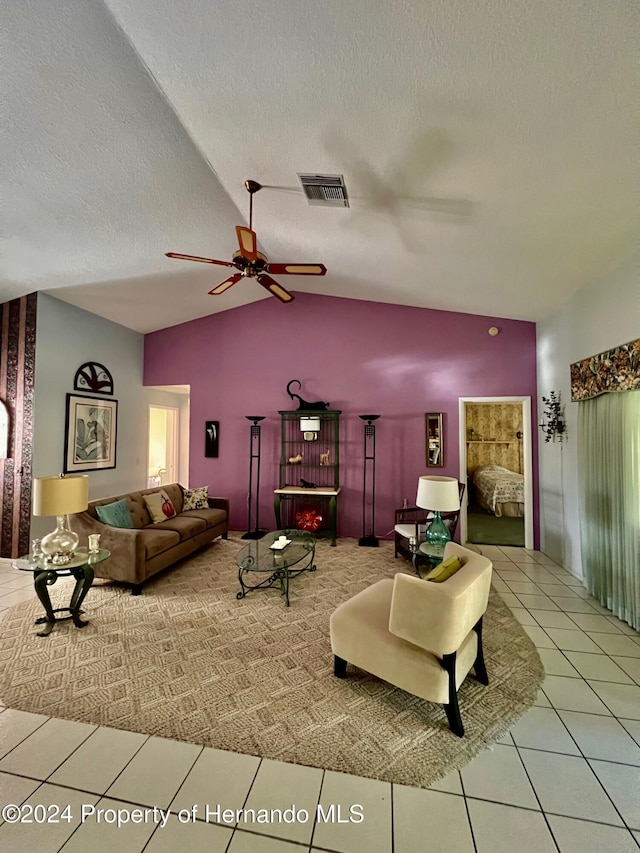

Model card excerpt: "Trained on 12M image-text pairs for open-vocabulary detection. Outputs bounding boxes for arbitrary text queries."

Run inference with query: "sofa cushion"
[180,508,227,529]
[95,499,133,529]
[147,515,207,541]
[144,490,178,523]
[183,485,209,510]
[124,492,152,528]
[142,528,181,559]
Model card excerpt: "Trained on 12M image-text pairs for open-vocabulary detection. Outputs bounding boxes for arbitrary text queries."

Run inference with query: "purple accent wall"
[144,293,539,544]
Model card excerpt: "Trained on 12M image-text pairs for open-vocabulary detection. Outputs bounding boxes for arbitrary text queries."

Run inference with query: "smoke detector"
[297,174,349,207]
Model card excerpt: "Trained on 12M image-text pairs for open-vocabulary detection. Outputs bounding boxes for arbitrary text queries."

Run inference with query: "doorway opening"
[458,397,534,550]
[147,406,179,488]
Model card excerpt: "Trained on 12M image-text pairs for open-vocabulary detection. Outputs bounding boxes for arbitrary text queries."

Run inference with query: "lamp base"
[358,535,379,547]
[241,530,268,540]
[41,515,79,565]
[425,511,451,549]
[47,552,75,566]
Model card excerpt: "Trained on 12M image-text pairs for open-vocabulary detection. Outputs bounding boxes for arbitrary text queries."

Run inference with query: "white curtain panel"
[578,390,640,630]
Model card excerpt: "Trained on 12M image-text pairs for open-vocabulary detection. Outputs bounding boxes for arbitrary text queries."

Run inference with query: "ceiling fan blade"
[256,274,295,303]
[166,252,234,268]
[266,263,327,276]
[235,226,258,262]
[208,273,242,295]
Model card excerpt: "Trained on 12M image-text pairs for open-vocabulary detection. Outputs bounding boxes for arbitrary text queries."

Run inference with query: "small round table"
[12,548,110,637]
[408,541,445,579]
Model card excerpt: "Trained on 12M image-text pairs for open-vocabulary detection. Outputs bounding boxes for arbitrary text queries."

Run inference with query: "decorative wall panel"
[465,403,523,475]
[0,293,37,557]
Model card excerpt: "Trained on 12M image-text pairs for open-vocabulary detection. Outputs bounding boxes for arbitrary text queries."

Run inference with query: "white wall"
[31,294,186,539]
[537,250,640,575]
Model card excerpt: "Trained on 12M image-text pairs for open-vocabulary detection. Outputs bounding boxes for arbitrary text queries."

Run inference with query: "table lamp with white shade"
[416,475,461,549]
[33,474,89,565]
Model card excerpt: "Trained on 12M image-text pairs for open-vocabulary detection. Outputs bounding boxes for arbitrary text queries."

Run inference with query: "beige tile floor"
[0,547,639,852]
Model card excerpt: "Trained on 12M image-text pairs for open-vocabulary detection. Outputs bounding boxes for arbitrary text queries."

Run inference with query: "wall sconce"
[539,391,566,443]
[300,416,321,441]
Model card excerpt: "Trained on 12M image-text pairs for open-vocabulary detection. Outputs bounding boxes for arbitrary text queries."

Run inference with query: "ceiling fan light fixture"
[165,179,327,303]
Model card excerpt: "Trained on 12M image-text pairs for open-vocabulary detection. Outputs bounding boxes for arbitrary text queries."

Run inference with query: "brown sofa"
[71,483,229,594]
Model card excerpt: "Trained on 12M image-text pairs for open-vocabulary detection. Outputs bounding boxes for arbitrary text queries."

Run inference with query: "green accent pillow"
[425,555,463,583]
[96,499,133,529]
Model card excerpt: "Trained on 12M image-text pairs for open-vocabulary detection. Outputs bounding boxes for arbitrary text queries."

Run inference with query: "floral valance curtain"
[570,338,640,402]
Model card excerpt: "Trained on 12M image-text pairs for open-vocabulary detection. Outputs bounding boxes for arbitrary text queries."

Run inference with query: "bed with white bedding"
[472,464,525,517]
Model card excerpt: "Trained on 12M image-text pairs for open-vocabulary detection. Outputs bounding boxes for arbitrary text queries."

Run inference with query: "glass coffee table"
[235,529,316,607]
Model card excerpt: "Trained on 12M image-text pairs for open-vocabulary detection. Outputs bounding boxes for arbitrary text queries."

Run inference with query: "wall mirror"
[425,413,444,467]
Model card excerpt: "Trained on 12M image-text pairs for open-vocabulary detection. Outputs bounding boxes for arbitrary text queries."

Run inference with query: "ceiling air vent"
[297,174,349,207]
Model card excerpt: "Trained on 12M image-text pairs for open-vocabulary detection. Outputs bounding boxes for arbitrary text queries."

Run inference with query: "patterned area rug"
[0,536,543,788]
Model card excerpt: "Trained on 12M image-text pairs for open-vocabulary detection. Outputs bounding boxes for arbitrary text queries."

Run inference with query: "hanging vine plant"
[540,391,566,443]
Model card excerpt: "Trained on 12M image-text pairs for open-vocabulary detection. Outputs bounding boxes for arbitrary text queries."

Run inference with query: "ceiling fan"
[165,180,327,303]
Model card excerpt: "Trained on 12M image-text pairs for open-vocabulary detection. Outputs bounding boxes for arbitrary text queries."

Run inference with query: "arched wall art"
[73,362,114,396]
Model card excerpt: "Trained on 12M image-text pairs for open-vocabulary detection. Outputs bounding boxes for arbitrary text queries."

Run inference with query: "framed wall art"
[425,412,444,467]
[64,394,118,473]
[205,421,219,458]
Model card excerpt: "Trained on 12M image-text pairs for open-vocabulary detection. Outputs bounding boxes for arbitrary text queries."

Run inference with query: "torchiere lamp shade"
[416,476,460,512]
[33,474,89,516]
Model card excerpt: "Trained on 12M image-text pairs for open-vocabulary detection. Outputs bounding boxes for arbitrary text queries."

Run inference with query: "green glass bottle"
[425,511,451,550]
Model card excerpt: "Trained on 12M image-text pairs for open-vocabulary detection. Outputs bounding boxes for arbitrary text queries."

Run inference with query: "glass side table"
[12,547,110,637]
[407,540,445,579]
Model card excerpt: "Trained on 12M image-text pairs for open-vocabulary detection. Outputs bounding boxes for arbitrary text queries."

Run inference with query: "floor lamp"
[242,416,268,540]
[358,414,380,547]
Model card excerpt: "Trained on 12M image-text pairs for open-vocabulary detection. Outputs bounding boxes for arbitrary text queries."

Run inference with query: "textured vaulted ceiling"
[2,0,637,333]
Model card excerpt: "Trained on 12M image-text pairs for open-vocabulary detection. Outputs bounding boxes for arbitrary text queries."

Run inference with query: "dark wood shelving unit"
[274,410,341,545]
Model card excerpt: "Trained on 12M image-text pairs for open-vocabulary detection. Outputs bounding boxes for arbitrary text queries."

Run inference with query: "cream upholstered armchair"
[330,542,492,736]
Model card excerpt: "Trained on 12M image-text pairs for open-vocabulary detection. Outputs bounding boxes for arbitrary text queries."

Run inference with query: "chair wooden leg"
[473,617,489,685]
[334,655,347,678]
[441,651,464,737]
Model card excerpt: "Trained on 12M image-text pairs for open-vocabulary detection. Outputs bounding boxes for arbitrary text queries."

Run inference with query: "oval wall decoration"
[73,362,114,395]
